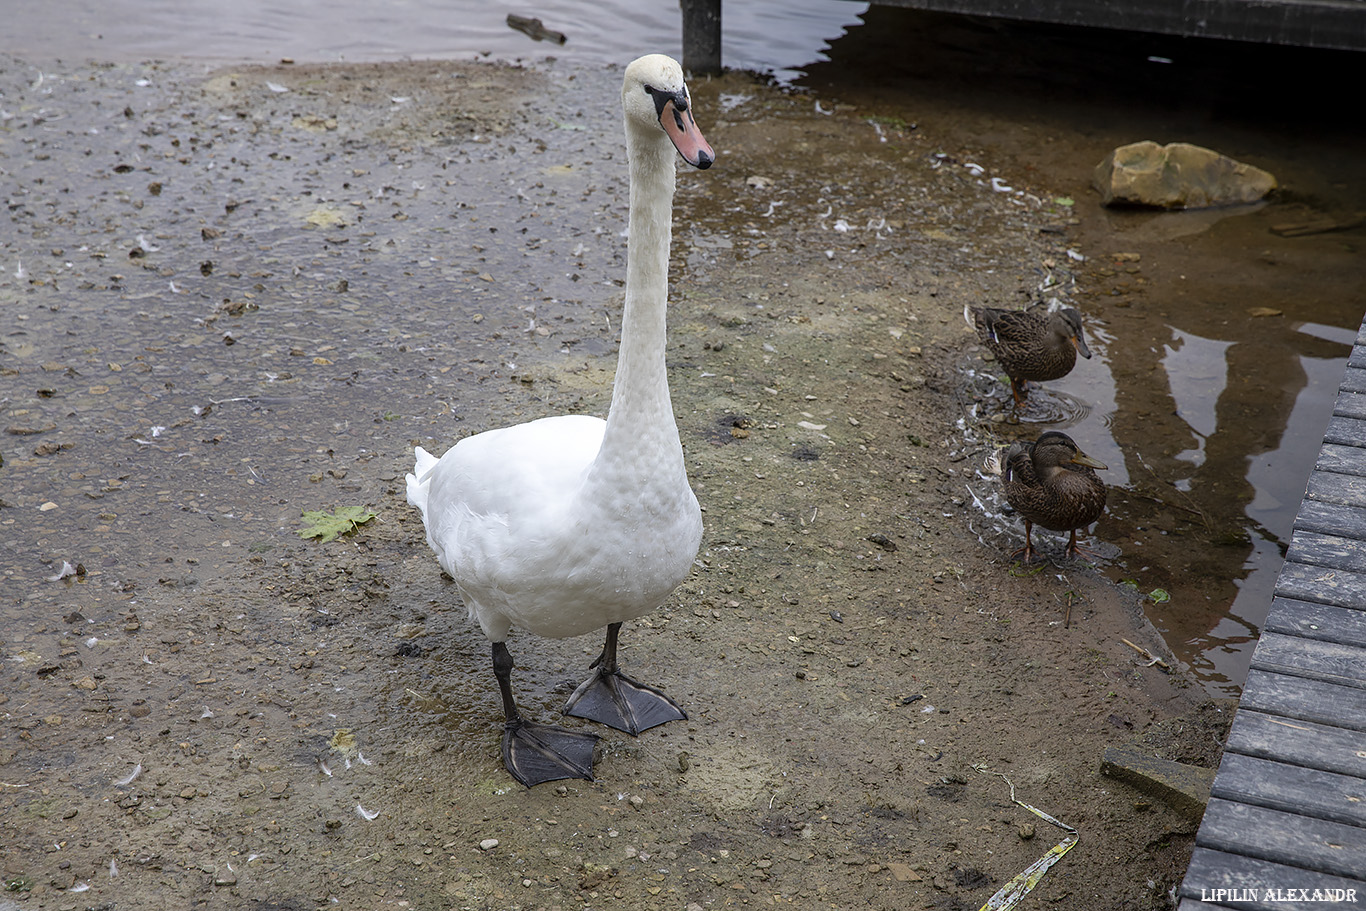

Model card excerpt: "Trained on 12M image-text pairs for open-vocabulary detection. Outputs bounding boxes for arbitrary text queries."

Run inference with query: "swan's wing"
[415,415,605,567]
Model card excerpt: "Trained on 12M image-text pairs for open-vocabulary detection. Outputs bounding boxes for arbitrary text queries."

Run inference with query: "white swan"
[405,54,713,787]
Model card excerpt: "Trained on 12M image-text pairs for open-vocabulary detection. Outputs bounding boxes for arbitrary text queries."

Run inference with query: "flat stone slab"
[1101,742,1218,819]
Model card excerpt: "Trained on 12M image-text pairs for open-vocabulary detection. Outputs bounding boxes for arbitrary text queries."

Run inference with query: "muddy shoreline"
[4,52,1234,910]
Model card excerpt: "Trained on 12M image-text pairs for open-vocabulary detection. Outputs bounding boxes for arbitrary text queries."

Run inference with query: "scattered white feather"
[47,561,78,582]
[356,803,380,820]
[114,763,143,787]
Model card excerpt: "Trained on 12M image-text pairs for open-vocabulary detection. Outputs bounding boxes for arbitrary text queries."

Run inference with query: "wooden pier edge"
[1178,313,1366,906]
[679,0,1366,71]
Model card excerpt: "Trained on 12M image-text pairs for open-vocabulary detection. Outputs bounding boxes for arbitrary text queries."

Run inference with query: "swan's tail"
[405,446,440,519]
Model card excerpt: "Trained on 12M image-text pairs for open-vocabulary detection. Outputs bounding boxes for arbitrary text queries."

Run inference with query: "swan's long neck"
[596,124,682,467]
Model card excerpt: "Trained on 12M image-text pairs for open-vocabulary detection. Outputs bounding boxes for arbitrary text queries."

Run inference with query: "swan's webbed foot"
[564,667,686,735]
[492,640,598,787]
[502,720,598,788]
[563,622,686,735]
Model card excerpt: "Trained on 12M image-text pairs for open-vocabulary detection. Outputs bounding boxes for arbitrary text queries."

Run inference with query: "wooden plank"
[1177,899,1233,911]
[1285,529,1366,576]
[1249,631,1366,689]
[1316,443,1366,477]
[1341,366,1366,395]
[1212,753,1366,828]
[1183,848,1366,908]
[1323,414,1366,448]
[1240,669,1366,733]
[860,0,1366,51]
[1177,900,1231,911]
[1263,597,1366,649]
[1177,900,1227,911]
[1305,470,1366,509]
[1274,558,1366,610]
[1334,389,1366,421]
[1293,499,1366,538]
[1195,798,1366,881]
[1226,709,1366,778]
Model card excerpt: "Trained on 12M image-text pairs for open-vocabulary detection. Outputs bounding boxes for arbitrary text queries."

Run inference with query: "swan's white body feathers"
[405,52,710,651]
[407,412,701,642]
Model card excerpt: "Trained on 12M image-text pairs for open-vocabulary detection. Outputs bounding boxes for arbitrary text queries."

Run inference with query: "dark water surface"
[5,1,1364,695]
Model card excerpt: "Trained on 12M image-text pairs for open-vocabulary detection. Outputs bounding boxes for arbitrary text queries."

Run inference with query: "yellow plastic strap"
[976,769,1079,911]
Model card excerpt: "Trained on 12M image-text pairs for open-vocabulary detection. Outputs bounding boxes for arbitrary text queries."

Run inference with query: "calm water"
[2,0,868,81]
[6,1,1363,695]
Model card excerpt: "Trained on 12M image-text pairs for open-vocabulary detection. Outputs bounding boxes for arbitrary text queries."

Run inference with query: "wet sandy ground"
[0,50,1259,911]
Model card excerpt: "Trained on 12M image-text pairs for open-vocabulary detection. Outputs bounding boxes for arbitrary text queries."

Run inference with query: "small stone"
[1018,823,1036,840]
[629,795,644,809]
[479,838,499,851]
[886,862,921,882]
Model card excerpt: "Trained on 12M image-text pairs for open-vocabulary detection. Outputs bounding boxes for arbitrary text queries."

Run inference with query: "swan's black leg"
[492,641,597,788]
[563,622,686,735]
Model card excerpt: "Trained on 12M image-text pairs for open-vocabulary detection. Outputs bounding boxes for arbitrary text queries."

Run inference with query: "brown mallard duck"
[1002,431,1107,562]
[967,302,1091,405]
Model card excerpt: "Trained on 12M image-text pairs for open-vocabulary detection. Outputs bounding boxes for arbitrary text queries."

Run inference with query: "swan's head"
[622,54,714,170]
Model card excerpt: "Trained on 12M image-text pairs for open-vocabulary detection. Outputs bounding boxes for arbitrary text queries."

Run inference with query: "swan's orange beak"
[660,98,714,170]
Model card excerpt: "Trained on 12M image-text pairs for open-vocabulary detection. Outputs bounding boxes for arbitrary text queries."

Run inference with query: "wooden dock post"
[681,0,722,75]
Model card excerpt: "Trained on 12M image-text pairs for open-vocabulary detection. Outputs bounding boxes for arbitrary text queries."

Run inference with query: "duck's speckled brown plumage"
[969,302,1091,404]
[1002,431,1107,561]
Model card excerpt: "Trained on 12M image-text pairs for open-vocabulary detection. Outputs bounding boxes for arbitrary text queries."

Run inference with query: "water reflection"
[1164,328,1233,468]
[1072,306,1351,693]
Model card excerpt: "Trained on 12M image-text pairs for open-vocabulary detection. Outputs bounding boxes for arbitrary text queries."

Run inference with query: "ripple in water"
[1011,387,1091,427]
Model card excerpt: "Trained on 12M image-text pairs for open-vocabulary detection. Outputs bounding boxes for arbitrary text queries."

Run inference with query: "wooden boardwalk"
[680,0,1366,72]
[1178,317,1366,908]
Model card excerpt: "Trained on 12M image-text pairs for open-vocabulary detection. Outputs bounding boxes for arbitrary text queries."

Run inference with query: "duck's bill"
[1073,335,1093,359]
[660,99,714,169]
